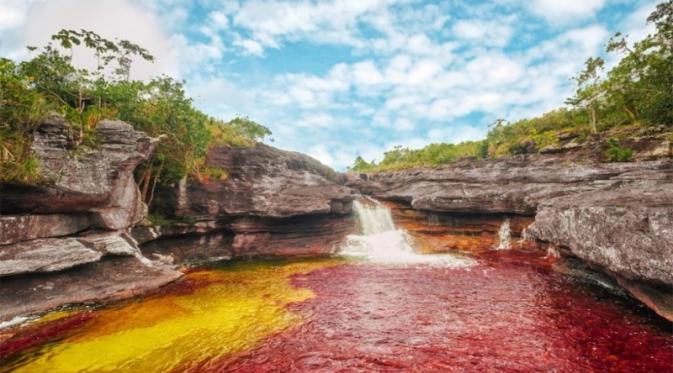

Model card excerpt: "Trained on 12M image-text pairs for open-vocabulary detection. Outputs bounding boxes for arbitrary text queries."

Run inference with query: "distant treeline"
[352,1,673,172]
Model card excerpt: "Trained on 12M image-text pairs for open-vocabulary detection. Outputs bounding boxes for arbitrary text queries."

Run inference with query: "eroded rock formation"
[352,148,673,321]
[137,144,356,263]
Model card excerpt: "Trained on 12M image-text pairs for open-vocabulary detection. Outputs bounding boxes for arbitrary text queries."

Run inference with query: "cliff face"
[136,144,356,263]
[352,152,673,321]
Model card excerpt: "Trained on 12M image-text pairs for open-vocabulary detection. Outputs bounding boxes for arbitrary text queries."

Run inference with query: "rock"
[0,117,153,230]
[0,256,182,322]
[228,214,354,257]
[143,143,358,263]
[158,144,355,219]
[0,214,90,245]
[636,140,672,160]
[527,186,673,286]
[613,275,673,322]
[77,232,142,257]
[141,232,233,264]
[0,238,102,277]
[353,158,672,215]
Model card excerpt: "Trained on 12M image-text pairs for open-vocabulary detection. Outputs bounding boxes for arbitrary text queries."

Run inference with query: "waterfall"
[339,198,475,267]
[495,219,511,250]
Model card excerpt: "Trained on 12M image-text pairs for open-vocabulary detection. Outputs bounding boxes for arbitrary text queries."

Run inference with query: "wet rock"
[0,256,182,322]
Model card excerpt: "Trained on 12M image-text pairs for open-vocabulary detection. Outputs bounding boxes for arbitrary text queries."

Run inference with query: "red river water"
[1,200,672,372]
[189,251,673,372]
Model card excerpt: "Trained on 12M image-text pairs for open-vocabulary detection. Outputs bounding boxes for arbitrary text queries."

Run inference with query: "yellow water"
[9,259,341,373]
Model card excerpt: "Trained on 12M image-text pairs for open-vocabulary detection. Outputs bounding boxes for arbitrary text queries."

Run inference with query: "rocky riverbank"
[349,143,673,321]
[2,115,671,323]
[0,117,356,322]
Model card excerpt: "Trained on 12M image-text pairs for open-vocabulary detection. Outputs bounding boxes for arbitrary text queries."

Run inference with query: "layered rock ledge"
[136,144,356,264]
[351,151,673,321]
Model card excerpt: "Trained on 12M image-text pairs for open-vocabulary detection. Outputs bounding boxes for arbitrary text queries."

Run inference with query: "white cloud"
[452,19,513,47]
[0,0,178,79]
[0,0,32,31]
[530,0,606,22]
[233,36,264,56]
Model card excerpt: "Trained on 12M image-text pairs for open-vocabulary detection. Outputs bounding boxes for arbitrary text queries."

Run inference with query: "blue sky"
[0,0,657,169]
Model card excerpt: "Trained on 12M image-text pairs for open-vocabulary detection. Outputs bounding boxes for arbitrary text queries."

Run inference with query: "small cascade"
[495,219,511,250]
[340,198,474,267]
[544,245,561,259]
[517,227,532,245]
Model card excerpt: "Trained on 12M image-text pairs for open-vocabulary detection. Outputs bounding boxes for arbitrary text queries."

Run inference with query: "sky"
[0,0,658,169]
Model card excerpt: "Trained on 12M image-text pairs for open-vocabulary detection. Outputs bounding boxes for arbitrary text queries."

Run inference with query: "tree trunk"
[147,158,164,208]
[589,106,597,134]
[140,162,153,203]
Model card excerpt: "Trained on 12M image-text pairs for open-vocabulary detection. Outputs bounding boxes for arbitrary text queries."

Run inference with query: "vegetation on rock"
[352,1,673,172]
[0,29,270,196]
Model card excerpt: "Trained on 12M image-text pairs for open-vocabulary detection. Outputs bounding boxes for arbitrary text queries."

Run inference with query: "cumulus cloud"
[529,0,606,22]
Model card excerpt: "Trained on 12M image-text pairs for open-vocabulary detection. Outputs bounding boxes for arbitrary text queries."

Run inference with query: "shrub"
[605,138,634,162]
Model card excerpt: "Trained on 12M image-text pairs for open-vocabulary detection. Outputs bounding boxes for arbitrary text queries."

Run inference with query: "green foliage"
[1,29,271,205]
[352,2,673,172]
[209,117,270,148]
[351,141,485,172]
[605,138,633,162]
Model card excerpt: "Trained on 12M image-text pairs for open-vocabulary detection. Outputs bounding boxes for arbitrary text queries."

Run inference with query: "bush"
[605,138,633,162]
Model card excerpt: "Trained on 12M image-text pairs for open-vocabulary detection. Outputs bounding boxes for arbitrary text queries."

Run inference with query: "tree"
[567,57,604,133]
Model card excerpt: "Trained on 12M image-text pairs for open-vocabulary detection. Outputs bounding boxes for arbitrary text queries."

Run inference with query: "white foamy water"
[339,198,475,267]
[495,219,511,250]
[0,315,34,330]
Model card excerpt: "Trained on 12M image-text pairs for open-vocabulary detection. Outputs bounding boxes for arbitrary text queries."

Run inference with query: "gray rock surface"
[163,144,355,218]
[0,238,102,277]
[0,214,90,245]
[0,256,181,321]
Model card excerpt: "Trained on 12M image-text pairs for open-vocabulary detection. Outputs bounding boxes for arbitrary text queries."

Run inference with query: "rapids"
[1,200,672,372]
